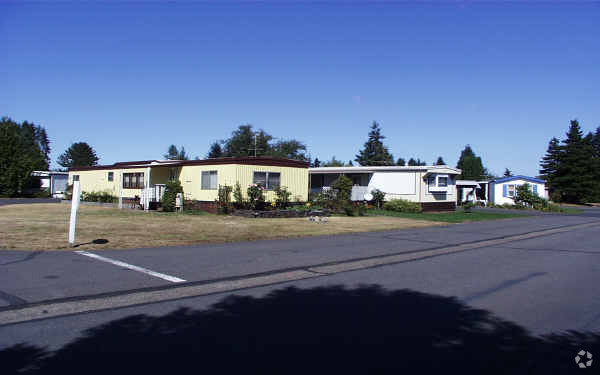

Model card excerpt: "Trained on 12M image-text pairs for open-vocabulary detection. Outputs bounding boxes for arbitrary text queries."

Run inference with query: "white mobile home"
[309,165,461,211]
[488,175,547,205]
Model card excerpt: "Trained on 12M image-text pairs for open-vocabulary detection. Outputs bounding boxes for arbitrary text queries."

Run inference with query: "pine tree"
[396,158,406,166]
[435,157,445,166]
[312,158,321,167]
[354,122,394,166]
[456,145,486,180]
[323,156,345,167]
[407,158,417,166]
[539,137,562,193]
[207,142,223,159]
[503,168,513,177]
[58,142,99,168]
[552,120,598,203]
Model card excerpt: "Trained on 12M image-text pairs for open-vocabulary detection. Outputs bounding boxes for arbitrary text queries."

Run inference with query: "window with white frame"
[507,184,516,197]
[201,171,218,190]
[108,172,114,182]
[253,171,280,190]
[428,174,449,192]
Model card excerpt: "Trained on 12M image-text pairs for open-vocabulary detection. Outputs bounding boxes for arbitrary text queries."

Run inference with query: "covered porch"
[456,180,489,205]
[310,172,373,201]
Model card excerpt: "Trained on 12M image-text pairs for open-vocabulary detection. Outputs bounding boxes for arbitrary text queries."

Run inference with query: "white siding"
[490,179,547,205]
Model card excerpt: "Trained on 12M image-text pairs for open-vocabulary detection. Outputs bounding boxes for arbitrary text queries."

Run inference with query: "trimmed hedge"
[383,199,423,213]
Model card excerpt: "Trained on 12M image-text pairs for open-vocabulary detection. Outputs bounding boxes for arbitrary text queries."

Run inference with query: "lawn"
[0,204,446,251]
[366,209,527,223]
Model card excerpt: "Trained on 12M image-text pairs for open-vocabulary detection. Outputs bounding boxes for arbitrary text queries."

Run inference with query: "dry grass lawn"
[0,204,444,251]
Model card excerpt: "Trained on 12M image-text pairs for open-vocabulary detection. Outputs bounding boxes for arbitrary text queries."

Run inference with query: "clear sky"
[1,1,599,176]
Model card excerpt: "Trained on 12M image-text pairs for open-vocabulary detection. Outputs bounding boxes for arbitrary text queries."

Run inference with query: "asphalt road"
[1,208,600,373]
[0,198,60,206]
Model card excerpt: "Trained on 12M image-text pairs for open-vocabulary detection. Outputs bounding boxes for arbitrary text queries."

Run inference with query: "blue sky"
[1,1,599,176]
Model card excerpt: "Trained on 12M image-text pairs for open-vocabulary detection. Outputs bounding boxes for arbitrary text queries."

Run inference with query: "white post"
[145,167,151,211]
[118,171,123,209]
[69,181,81,246]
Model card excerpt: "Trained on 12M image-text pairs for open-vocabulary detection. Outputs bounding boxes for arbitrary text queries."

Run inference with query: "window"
[438,176,448,187]
[253,171,280,190]
[108,172,114,182]
[507,184,515,197]
[201,171,218,190]
[72,175,79,183]
[169,168,178,181]
[123,173,144,189]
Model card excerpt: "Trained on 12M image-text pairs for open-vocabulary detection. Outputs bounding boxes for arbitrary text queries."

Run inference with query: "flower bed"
[232,209,332,218]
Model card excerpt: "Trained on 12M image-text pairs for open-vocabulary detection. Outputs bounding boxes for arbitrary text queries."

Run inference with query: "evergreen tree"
[312,158,321,168]
[355,122,394,166]
[408,158,426,166]
[396,158,406,166]
[347,160,354,166]
[456,145,486,180]
[0,118,48,195]
[539,137,562,193]
[592,126,600,155]
[57,142,99,168]
[435,157,445,166]
[163,145,189,160]
[323,156,345,167]
[207,142,223,159]
[503,168,513,177]
[552,120,598,203]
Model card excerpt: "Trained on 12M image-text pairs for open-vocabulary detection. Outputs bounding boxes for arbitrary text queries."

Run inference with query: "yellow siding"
[178,164,238,201]
[178,164,308,202]
[68,168,148,198]
[235,164,308,202]
[69,163,309,202]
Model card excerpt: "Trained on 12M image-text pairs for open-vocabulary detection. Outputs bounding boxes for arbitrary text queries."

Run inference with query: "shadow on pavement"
[2,285,599,374]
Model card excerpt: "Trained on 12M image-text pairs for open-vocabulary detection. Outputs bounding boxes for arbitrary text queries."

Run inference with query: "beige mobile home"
[69,157,309,209]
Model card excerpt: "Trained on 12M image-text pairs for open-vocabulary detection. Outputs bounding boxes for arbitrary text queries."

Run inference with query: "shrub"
[371,189,385,209]
[384,199,423,213]
[81,190,118,203]
[274,186,292,209]
[247,184,266,210]
[217,184,233,214]
[162,180,184,212]
[310,189,338,210]
[331,175,353,203]
[233,181,245,209]
[462,201,475,211]
[514,183,543,207]
[34,189,52,198]
[343,203,356,216]
[357,202,367,216]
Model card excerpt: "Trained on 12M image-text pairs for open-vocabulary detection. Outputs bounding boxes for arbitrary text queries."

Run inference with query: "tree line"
[539,120,600,203]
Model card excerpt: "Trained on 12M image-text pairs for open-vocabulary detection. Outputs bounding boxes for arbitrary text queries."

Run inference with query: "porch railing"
[310,186,371,201]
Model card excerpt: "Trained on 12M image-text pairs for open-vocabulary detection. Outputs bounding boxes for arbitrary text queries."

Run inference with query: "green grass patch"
[558,207,584,214]
[366,209,525,223]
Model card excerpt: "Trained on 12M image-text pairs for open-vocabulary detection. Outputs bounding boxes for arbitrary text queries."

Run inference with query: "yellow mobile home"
[68,157,309,210]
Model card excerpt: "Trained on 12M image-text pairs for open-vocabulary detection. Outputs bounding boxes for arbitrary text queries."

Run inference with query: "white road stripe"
[75,251,186,283]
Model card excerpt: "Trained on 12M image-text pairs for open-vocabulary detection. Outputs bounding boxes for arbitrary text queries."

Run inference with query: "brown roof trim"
[69,157,309,172]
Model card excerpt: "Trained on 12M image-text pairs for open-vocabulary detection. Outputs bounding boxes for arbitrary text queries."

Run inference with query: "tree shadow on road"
[2,285,599,374]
